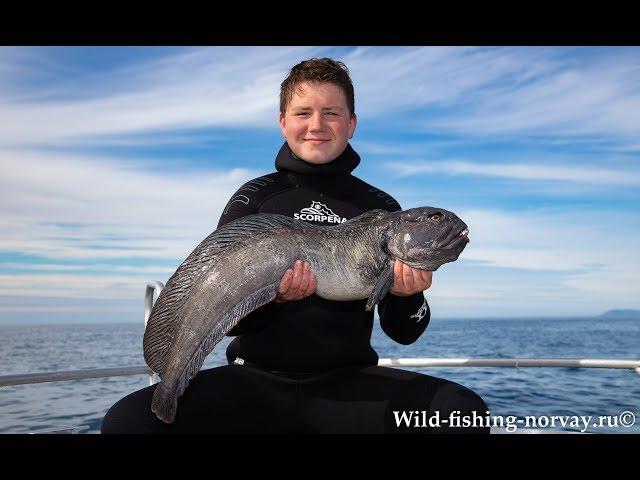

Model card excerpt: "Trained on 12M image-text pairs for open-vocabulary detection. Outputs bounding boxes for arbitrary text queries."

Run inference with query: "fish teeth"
[460,229,469,237]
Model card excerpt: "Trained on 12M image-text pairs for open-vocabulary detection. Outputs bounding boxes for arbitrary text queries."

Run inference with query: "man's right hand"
[274,260,317,303]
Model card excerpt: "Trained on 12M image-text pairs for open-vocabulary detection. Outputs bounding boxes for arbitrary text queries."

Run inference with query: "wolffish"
[143,206,470,423]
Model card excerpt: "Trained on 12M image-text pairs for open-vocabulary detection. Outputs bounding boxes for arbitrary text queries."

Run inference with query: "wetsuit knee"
[100,385,157,434]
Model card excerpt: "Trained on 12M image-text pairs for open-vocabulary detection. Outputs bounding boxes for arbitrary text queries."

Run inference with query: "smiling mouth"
[305,139,329,144]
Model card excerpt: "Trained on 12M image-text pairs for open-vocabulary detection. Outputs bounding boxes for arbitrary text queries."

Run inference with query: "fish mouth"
[435,226,470,250]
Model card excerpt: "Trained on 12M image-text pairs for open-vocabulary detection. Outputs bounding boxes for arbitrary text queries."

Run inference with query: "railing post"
[144,281,165,386]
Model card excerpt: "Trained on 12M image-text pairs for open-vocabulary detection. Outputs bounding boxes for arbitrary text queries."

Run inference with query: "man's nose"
[308,112,324,130]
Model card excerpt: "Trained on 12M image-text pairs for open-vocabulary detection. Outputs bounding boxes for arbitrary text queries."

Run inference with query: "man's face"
[279,81,357,164]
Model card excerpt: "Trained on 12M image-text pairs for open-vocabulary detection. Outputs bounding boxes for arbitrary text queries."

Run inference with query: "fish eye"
[430,213,443,222]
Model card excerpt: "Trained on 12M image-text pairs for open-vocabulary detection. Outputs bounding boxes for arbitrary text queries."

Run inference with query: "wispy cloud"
[3,47,639,151]
[417,48,640,146]
[387,159,640,186]
[342,47,640,150]
[0,148,260,264]
[0,273,148,299]
[0,263,174,274]
[0,305,135,313]
[344,47,549,117]
[0,138,267,308]
[425,231,640,317]
[443,207,640,311]
[563,268,640,298]
[457,207,639,267]
[0,47,324,147]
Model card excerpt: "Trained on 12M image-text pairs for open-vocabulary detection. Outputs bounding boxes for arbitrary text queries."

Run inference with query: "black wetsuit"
[101,143,489,434]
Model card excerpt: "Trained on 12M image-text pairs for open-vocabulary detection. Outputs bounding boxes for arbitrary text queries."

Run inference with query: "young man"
[101,58,489,434]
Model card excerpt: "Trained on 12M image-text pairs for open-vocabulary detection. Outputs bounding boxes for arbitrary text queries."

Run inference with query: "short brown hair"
[280,58,355,117]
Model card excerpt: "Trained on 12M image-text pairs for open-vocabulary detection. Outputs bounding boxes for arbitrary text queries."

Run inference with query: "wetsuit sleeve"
[216,180,277,336]
[378,292,430,344]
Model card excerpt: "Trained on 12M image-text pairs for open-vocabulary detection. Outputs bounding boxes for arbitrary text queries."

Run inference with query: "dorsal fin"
[143,213,311,375]
[343,209,390,225]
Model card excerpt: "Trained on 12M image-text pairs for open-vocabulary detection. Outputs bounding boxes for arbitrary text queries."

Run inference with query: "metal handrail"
[29,425,90,434]
[2,358,639,387]
[377,358,640,370]
[0,366,153,387]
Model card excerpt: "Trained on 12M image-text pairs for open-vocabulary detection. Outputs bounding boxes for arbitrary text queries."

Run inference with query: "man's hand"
[274,260,317,303]
[389,259,433,296]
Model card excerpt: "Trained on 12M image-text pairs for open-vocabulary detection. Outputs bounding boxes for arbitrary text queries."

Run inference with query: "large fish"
[143,206,470,423]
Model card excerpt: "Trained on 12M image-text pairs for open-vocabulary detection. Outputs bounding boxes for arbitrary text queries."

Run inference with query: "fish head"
[384,206,469,271]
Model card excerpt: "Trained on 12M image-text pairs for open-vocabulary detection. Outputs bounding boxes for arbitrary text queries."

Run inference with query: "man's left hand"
[389,259,433,296]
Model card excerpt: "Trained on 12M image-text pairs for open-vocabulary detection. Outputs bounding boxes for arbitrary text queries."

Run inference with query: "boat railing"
[2,357,639,388]
[2,281,638,433]
[28,425,90,434]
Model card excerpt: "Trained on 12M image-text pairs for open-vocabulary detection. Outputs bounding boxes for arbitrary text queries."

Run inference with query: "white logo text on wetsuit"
[410,299,428,323]
[294,201,347,224]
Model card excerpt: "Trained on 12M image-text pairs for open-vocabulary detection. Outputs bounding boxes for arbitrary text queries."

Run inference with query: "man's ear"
[348,113,357,139]
[279,112,287,138]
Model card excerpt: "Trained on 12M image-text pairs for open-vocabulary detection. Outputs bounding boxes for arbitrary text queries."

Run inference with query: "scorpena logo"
[294,201,347,224]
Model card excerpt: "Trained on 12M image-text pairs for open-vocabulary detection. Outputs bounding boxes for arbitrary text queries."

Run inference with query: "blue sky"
[1,46,639,324]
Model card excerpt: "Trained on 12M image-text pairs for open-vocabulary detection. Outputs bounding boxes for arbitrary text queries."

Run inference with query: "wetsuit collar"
[275,141,360,176]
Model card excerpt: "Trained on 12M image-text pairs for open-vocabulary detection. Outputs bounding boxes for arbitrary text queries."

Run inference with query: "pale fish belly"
[308,251,376,301]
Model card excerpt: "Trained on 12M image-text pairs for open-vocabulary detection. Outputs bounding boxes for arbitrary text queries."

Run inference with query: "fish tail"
[151,383,178,424]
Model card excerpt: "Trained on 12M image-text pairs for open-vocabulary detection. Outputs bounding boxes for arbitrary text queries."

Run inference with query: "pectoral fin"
[366,263,394,311]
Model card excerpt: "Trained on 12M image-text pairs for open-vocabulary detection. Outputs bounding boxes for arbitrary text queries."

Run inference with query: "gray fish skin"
[151,238,293,422]
[145,206,469,423]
